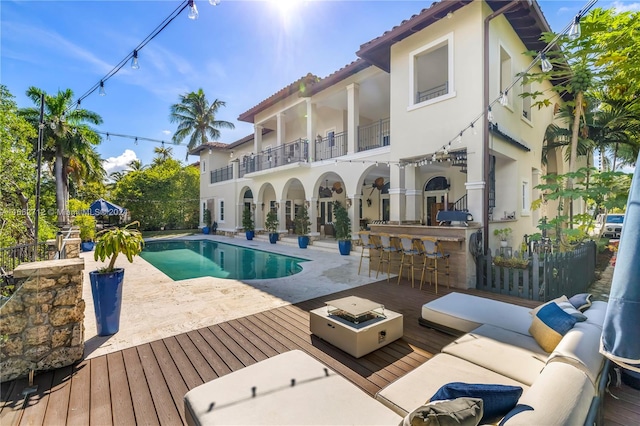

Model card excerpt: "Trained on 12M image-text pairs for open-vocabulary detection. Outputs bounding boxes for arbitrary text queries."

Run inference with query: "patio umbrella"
[600,152,640,373]
[89,198,127,216]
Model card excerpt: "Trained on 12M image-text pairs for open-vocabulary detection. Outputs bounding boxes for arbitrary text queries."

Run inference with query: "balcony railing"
[1,242,48,272]
[239,138,308,177]
[416,82,448,103]
[210,165,233,184]
[315,131,347,161]
[357,118,390,152]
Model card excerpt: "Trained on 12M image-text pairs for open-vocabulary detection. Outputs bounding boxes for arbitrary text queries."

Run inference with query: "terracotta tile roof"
[237,73,321,123]
[188,141,230,155]
[303,58,371,97]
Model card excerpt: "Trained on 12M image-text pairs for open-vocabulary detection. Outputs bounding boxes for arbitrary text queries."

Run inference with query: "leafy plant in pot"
[265,210,279,244]
[333,201,352,255]
[494,227,512,248]
[74,214,96,252]
[242,206,255,240]
[202,209,211,234]
[90,222,144,336]
[294,204,311,248]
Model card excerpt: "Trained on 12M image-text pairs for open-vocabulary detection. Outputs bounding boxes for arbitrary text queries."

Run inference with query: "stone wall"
[47,228,81,260]
[0,258,85,382]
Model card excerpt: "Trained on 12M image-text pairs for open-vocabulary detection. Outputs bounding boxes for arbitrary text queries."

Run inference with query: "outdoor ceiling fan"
[369,177,386,196]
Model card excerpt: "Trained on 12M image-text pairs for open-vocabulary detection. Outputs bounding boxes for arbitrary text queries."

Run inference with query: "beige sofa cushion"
[442,330,546,386]
[501,362,594,425]
[547,321,605,386]
[583,301,607,328]
[184,350,402,425]
[375,353,528,417]
[469,324,548,357]
[421,292,532,335]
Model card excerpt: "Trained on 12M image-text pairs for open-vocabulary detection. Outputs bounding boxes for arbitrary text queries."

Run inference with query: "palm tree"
[169,89,235,158]
[152,146,173,165]
[128,159,146,171]
[19,87,103,227]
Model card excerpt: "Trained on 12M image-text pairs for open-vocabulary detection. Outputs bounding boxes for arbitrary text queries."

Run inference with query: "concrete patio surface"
[81,234,380,359]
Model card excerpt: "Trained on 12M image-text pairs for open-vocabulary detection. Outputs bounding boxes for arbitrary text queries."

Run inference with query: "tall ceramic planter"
[246,230,255,240]
[81,241,95,252]
[298,236,309,249]
[269,233,279,244]
[338,240,352,255]
[89,268,125,336]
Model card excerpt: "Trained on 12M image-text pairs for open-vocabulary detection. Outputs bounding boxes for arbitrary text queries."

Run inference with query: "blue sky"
[2,0,639,175]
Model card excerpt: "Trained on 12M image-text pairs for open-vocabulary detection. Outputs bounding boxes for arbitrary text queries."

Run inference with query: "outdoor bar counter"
[367,223,481,289]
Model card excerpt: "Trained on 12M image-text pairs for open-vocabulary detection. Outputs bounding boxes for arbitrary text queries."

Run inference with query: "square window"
[409,33,454,108]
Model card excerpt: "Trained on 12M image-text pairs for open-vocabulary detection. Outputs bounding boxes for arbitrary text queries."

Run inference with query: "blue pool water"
[140,240,308,281]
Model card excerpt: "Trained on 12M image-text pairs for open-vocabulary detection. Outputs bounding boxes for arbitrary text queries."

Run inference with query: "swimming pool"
[140,240,308,281]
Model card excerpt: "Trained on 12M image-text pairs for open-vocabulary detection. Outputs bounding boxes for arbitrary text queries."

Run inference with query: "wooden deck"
[2,280,639,425]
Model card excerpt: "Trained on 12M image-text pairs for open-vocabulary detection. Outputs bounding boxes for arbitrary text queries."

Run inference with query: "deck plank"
[42,366,73,425]
[89,355,113,426]
[2,281,637,425]
[149,340,190,425]
[66,362,90,426]
[122,347,160,426]
[106,351,136,426]
[14,370,54,426]
[137,343,184,426]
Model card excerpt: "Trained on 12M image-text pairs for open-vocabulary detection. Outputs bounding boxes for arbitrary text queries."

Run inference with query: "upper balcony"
[239,138,308,177]
[357,118,390,152]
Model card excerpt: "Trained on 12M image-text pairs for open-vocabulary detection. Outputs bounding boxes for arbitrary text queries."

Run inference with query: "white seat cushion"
[442,329,546,386]
[547,321,605,386]
[375,353,528,417]
[421,292,533,335]
[184,350,402,425]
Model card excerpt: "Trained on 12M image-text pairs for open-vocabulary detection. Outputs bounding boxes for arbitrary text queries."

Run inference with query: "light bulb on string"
[499,91,508,106]
[188,0,199,19]
[106,133,111,141]
[131,50,140,69]
[540,53,553,72]
[471,123,477,135]
[209,0,220,5]
[456,132,463,144]
[50,120,57,130]
[487,107,494,122]
[569,16,581,40]
[99,81,106,96]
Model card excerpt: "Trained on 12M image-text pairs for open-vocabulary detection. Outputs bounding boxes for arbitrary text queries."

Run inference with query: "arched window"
[425,176,449,191]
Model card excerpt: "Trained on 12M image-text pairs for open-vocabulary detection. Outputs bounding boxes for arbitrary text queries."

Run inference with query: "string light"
[209,0,220,5]
[569,16,581,40]
[487,107,494,122]
[499,90,508,106]
[188,0,199,19]
[131,50,140,69]
[540,53,553,72]
[95,130,179,146]
[99,81,106,96]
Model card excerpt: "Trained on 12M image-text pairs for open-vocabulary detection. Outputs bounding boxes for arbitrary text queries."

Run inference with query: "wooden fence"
[476,241,597,302]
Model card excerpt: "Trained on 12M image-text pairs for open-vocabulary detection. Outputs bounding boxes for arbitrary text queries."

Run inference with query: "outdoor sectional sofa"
[184,292,609,425]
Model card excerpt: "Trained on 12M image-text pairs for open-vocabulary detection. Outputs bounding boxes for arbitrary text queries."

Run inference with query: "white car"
[593,213,625,239]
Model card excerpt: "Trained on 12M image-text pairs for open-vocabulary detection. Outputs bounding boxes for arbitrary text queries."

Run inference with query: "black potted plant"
[333,201,351,255]
[242,206,255,240]
[294,204,311,249]
[265,210,279,244]
[90,222,144,336]
[203,209,211,234]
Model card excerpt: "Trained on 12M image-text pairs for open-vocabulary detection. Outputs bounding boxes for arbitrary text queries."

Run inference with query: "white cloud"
[612,1,640,11]
[103,149,138,174]
[558,7,571,14]
[162,130,171,135]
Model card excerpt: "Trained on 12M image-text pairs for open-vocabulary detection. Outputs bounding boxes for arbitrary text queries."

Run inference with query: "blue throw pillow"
[529,301,578,352]
[569,293,592,312]
[429,382,523,423]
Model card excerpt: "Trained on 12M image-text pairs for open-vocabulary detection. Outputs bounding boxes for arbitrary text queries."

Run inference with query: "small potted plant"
[333,201,351,255]
[494,227,512,247]
[265,210,279,244]
[242,206,255,240]
[74,214,96,252]
[294,204,311,249]
[90,222,144,336]
[202,209,211,234]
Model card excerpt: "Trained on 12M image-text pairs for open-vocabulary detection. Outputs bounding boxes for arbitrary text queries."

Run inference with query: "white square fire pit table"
[309,296,403,358]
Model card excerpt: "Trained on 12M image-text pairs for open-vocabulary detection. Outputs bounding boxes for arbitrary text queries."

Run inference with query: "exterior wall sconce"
[275,202,280,210]
[305,200,310,208]
[261,203,265,211]
[346,199,352,208]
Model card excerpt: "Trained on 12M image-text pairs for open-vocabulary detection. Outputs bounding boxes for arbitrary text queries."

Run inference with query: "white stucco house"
[191,0,575,253]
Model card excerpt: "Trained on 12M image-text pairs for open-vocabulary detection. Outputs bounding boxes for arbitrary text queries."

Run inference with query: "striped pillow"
[530,295,587,322]
[529,302,578,352]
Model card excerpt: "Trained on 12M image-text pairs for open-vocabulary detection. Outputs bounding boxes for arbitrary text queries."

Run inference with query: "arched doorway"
[423,176,450,226]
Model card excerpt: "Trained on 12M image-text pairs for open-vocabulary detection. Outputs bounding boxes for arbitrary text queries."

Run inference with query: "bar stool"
[376,233,401,283]
[420,237,440,293]
[397,234,421,287]
[437,243,451,288]
[357,231,381,277]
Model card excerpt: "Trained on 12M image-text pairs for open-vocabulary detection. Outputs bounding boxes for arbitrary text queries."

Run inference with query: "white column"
[346,83,359,155]
[306,99,316,162]
[277,200,286,233]
[308,198,318,235]
[389,164,404,223]
[276,113,285,147]
[254,124,263,153]
[350,194,361,237]
[403,165,421,223]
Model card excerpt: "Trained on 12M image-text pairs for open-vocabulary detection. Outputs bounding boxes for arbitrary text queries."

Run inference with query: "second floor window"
[219,200,225,221]
[410,33,454,107]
